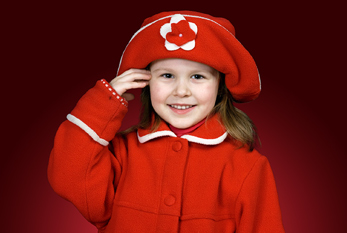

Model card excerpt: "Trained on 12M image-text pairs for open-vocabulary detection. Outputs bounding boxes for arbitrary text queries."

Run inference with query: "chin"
[170,121,194,129]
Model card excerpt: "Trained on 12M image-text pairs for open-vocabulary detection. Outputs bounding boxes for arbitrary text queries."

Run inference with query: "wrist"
[100,79,128,108]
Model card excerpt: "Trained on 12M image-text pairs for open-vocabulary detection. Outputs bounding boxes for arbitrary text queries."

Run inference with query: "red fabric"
[117,11,261,103]
[166,20,196,46]
[48,81,285,232]
[169,118,206,137]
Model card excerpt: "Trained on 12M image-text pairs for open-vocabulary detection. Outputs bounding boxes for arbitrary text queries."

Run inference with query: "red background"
[2,1,346,232]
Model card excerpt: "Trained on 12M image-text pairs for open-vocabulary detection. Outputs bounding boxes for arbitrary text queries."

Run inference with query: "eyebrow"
[151,68,216,76]
[150,68,174,73]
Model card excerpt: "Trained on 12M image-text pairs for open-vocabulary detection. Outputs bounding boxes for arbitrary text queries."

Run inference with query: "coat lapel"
[137,114,227,145]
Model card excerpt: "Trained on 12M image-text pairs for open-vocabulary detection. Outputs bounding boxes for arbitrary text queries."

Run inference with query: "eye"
[191,74,205,80]
[161,73,174,79]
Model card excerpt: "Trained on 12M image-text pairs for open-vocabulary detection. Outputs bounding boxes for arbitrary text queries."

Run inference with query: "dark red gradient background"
[2,1,346,232]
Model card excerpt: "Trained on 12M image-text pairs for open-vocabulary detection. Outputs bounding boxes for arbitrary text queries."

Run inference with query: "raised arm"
[48,79,128,228]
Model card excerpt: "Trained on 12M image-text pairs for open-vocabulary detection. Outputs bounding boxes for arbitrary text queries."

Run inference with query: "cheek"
[149,81,165,105]
[197,84,218,106]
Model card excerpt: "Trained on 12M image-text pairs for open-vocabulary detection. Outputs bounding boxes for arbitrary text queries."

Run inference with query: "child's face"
[149,58,219,129]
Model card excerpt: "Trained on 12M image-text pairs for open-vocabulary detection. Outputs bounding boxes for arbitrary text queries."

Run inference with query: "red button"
[164,195,176,206]
[172,141,182,152]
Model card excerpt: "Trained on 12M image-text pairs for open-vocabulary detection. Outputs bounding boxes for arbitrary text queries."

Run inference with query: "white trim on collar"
[181,132,228,145]
[137,130,176,143]
[137,130,228,145]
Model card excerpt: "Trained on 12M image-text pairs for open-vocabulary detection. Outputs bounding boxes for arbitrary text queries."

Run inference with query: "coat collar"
[137,114,228,145]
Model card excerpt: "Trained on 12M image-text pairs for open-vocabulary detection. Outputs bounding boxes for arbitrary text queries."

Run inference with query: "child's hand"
[110,69,151,101]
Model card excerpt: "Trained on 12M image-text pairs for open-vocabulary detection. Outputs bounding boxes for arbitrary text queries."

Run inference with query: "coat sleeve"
[235,155,285,233]
[47,80,128,229]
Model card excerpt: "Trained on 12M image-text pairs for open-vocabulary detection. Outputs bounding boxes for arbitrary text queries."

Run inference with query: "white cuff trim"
[67,114,109,146]
[100,79,128,108]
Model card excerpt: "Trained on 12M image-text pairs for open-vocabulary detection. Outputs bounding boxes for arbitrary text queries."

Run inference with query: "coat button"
[164,195,176,206]
[172,141,182,152]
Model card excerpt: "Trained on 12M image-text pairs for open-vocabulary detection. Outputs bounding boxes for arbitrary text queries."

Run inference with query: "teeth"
[170,105,193,110]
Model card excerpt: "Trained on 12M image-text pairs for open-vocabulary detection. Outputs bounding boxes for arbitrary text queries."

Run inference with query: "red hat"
[117,11,261,102]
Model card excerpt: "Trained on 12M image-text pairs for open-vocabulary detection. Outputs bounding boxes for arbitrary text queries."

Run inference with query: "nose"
[173,78,191,97]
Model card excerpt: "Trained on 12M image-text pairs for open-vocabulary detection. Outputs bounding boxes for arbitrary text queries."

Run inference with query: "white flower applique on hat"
[160,14,198,51]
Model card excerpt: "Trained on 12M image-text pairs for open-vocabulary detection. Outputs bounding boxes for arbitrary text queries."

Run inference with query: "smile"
[169,105,194,110]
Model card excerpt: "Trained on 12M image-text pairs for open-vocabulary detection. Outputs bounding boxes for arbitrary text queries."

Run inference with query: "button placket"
[159,139,188,216]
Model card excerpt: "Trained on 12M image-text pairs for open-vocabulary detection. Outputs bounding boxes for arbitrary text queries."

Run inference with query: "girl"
[48,11,285,232]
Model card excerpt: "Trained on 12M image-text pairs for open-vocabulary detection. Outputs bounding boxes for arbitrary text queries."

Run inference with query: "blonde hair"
[210,74,260,150]
[122,74,259,151]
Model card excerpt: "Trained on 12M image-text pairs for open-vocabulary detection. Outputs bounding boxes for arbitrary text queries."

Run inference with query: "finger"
[125,80,149,90]
[113,69,151,84]
[110,69,151,95]
[111,72,150,88]
[118,69,151,80]
[130,72,152,82]
[122,93,135,101]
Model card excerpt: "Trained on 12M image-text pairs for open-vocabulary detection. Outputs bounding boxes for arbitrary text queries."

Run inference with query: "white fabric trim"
[67,114,109,146]
[117,14,237,75]
[117,15,173,75]
[137,130,177,143]
[181,132,228,145]
[116,13,261,94]
[137,129,228,145]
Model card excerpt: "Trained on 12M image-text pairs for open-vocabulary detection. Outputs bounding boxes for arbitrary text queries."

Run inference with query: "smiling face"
[149,58,220,129]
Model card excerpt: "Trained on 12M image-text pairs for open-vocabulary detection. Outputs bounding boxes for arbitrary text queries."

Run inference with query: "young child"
[48,11,285,233]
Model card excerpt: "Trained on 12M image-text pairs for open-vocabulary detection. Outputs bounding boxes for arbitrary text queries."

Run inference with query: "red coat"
[48,80,285,233]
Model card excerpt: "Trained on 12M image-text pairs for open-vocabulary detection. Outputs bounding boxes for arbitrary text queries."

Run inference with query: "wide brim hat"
[117,11,261,102]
